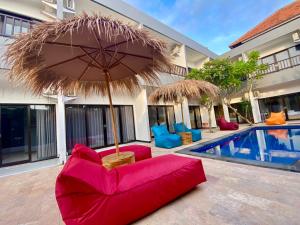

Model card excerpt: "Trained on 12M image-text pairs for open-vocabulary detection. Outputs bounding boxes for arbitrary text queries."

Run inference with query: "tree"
[187,58,238,131]
[198,94,214,133]
[187,51,267,126]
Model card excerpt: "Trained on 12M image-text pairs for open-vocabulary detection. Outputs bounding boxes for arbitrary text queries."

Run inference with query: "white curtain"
[66,106,87,153]
[105,107,120,145]
[86,107,105,148]
[36,106,56,160]
[120,106,135,143]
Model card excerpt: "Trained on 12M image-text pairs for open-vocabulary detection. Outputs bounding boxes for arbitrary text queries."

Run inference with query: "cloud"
[123,0,294,54]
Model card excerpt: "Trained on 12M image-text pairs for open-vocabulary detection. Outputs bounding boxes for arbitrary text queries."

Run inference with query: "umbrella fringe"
[4,13,171,96]
[149,80,220,104]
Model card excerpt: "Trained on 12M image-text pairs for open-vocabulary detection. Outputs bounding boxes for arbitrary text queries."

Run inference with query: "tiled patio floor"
[1,125,300,225]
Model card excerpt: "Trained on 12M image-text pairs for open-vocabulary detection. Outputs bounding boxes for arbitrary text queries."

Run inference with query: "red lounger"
[217,117,239,130]
[55,148,206,225]
[73,144,152,163]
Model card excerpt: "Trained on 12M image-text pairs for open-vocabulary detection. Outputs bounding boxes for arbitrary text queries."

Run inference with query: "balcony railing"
[261,54,300,75]
[0,12,35,37]
[160,64,187,76]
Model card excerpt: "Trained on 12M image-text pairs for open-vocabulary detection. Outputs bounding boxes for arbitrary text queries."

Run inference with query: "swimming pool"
[178,126,300,172]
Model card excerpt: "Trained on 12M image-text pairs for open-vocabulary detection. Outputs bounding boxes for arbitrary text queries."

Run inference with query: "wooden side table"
[178,132,192,145]
[102,151,135,169]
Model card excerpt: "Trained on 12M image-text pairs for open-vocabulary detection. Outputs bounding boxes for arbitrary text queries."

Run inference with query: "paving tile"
[0,125,300,225]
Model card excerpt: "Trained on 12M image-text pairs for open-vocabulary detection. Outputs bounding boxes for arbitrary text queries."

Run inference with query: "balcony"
[160,64,187,76]
[260,45,300,75]
[261,54,300,75]
[41,0,75,19]
[0,12,35,37]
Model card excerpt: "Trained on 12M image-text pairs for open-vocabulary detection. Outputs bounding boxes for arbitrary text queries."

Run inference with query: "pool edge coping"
[176,124,300,173]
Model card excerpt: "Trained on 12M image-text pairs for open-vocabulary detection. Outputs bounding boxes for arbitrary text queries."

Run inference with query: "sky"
[122,0,294,55]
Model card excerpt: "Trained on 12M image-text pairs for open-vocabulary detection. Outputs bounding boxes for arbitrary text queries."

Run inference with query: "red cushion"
[72,144,101,163]
[56,154,206,225]
[98,145,152,162]
[55,156,117,221]
[217,117,239,130]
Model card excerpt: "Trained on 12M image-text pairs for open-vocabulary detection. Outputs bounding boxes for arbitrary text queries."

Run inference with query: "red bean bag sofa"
[217,117,239,130]
[55,145,206,225]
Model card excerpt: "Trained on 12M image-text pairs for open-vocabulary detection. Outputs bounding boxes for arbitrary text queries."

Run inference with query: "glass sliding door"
[30,105,57,161]
[157,107,167,125]
[105,107,121,145]
[148,105,175,133]
[214,105,224,119]
[284,93,300,120]
[0,104,57,167]
[189,106,202,129]
[86,107,105,148]
[0,105,29,166]
[120,106,135,143]
[65,106,87,153]
[65,105,136,153]
[148,106,158,128]
[166,106,175,133]
[259,92,300,121]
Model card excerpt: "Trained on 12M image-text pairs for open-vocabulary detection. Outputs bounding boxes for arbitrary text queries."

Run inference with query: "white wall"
[133,89,151,142]
[0,70,55,104]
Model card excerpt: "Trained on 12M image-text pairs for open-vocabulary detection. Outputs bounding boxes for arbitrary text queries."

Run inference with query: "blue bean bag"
[174,123,202,142]
[151,125,182,148]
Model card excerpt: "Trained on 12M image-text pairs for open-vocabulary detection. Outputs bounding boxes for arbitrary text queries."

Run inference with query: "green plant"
[187,51,267,126]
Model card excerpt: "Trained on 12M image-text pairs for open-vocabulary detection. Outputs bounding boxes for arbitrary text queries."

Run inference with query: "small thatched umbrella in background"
[149,79,219,130]
[5,14,171,166]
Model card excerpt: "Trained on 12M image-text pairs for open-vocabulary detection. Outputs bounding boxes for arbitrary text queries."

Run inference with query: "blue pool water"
[188,126,300,172]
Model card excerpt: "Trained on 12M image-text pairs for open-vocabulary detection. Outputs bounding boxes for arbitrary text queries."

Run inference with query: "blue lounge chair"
[174,123,202,142]
[151,125,182,148]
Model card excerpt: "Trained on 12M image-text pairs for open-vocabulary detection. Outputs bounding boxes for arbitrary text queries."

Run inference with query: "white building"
[220,1,300,124]
[0,0,216,168]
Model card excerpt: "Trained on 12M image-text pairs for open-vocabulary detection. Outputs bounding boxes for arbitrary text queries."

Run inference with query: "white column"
[222,101,230,121]
[133,89,151,142]
[210,106,217,127]
[249,91,261,123]
[56,94,67,164]
[56,0,64,20]
[174,104,182,123]
[174,99,191,128]
[182,98,191,128]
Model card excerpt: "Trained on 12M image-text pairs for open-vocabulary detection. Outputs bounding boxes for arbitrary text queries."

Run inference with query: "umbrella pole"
[105,71,120,155]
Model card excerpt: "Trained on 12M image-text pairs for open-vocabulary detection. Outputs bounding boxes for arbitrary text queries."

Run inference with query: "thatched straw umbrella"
[149,79,219,129]
[5,14,171,162]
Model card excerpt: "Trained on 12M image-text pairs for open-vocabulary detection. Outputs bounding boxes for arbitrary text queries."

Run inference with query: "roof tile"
[230,0,300,48]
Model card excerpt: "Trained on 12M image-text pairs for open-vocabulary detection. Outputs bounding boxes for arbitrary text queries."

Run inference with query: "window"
[0,104,57,167]
[148,105,175,134]
[4,17,13,36]
[65,105,136,154]
[21,21,30,33]
[0,15,4,33]
[66,0,75,10]
[189,106,202,129]
[260,45,300,74]
[0,12,33,36]
[13,19,21,34]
